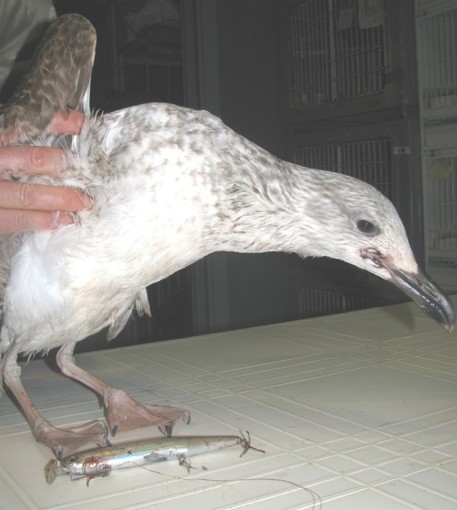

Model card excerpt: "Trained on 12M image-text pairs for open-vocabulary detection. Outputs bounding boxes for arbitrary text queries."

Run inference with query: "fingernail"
[59,213,74,225]
[51,212,74,228]
[79,193,92,209]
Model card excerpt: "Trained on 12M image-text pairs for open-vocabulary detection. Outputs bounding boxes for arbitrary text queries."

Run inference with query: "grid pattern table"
[1,297,457,509]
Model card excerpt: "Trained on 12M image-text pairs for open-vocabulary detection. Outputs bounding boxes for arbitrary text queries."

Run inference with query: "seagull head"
[294,169,455,332]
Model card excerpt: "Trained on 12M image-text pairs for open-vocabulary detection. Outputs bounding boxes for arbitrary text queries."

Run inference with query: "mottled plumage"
[0,13,96,146]
[0,15,454,459]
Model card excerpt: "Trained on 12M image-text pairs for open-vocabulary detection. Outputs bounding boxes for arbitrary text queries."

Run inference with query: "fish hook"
[238,430,266,457]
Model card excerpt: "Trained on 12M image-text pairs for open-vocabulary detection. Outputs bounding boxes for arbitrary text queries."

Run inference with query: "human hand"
[0,109,91,234]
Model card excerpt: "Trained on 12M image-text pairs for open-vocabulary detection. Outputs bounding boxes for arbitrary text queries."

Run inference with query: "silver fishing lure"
[45,431,264,484]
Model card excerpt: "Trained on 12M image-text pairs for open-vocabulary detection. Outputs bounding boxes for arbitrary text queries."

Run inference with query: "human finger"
[46,109,85,135]
[0,146,70,177]
[0,209,74,235]
[0,181,91,211]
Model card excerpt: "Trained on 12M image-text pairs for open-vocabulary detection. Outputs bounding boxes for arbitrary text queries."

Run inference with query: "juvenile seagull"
[0,15,454,459]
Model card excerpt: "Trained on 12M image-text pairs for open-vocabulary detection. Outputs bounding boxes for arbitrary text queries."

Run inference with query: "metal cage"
[416,7,457,115]
[416,2,457,289]
[287,0,386,109]
[423,151,457,268]
[299,287,387,318]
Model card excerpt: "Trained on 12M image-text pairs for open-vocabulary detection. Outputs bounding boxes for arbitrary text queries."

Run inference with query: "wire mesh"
[424,154,457,258]
[416,8,457,112]
[417,6,457,270]
[287,0,386,108]
[299,287,386,318]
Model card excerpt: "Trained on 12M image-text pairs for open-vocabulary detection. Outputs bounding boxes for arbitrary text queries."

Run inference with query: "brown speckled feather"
[0,14,96,325]
[0,13,96,146]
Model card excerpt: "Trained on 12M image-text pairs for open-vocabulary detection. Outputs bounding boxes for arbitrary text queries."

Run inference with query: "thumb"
[46,109,85,135]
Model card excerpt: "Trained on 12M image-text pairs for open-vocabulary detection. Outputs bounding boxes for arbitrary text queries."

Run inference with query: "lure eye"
[357,219,378,235]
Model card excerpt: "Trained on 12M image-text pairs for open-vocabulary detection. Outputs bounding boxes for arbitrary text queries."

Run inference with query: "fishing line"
[139,462,323,510]
[49,430,322,508]
[69,452,322,508]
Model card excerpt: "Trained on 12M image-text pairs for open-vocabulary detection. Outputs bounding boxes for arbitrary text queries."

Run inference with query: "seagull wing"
[0,13,96,146]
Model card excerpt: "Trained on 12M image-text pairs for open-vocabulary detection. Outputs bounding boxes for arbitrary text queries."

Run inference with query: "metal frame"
[416,1,457,290]
[287,0,387,108]
[283,0,419,126]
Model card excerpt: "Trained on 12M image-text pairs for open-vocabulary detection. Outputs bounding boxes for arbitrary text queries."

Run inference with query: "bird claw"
[158,409,191,436]
[183,410,191,425]
[159,423,173,437]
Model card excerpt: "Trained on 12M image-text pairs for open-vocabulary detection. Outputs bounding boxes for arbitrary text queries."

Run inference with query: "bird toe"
[104,387,190,436]
[33,419,109,459]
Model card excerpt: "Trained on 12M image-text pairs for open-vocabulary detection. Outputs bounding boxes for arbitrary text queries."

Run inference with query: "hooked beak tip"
[389,267,455,332]
[360,248,454,331]
[441,310,454,333]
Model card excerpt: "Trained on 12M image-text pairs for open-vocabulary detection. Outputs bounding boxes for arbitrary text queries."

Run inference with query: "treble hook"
[238,430,266,457]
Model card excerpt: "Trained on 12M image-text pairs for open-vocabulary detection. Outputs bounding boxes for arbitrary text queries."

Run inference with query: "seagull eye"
[357,219,378,235]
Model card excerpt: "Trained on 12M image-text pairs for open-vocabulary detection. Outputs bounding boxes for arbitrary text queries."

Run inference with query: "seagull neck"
[212,159,316,255]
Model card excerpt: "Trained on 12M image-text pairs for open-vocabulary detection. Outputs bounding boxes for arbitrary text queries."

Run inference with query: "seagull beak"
[387,266,455,332]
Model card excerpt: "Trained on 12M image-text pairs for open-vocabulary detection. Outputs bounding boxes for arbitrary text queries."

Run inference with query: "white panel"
[416,2,457,286]
[423,152,457,260]
[416,9,457,118]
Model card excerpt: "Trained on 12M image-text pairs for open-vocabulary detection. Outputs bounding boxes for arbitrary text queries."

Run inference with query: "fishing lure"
[45,431,264,484]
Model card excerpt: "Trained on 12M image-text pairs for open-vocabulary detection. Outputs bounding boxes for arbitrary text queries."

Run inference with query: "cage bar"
[287,0,386,109]
[417,5,457,283]
[299,287,387,318]
[423,153,457,259]
[416,8,457,112]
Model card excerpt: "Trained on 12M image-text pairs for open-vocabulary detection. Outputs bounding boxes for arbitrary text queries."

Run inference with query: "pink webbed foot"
[1,342,111,459]
[104,388,190,437]
[33,418,110,459]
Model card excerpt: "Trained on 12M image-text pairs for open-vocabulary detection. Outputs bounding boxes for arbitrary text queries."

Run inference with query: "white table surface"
[1,297,457,509]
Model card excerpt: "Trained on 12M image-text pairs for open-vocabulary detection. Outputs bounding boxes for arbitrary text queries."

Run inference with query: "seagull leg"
[2,343,109,459]
[56,342,190,437]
